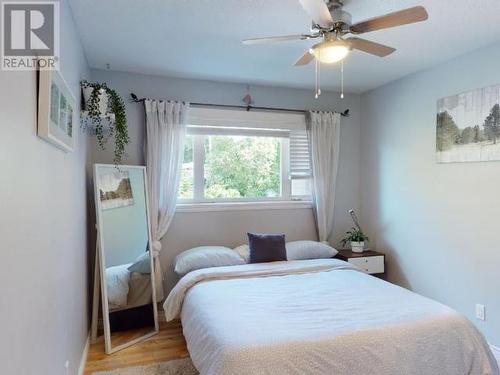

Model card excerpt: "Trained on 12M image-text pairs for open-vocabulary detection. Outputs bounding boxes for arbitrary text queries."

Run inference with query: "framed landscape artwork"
[99,171,135,210]
[37,69,77,152]
[436,83,500,163]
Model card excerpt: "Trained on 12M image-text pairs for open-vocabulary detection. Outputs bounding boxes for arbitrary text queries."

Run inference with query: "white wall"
[89,69,361,292]
[360,41,500,345]
[0,1,90,374]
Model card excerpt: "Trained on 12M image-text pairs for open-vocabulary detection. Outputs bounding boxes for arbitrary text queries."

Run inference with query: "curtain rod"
[129,93,350,117]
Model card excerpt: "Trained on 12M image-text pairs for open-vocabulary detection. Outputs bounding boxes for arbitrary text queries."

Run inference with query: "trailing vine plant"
[80,80,129,164]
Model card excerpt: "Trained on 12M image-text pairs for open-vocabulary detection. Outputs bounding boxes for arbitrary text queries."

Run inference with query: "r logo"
[2,1,59,70]
[10,8,51,50]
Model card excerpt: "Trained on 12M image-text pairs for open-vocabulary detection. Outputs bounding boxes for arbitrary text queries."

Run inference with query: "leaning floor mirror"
[92,164,159,354]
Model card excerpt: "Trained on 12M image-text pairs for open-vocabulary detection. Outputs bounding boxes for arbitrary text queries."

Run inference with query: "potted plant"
[341,227,369,253]
[80,80,129,164]
[82,82,108,115]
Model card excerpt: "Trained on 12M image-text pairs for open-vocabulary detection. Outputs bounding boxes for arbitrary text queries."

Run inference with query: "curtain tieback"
[152,240,162,258]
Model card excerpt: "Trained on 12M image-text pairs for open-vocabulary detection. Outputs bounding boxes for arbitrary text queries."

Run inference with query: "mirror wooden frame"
[91,164,159,354]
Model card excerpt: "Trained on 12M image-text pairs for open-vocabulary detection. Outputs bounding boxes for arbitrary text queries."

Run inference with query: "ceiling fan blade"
[294,50,315,66]
[350,6,428,34]
[347,37,395,57]
[242,34,316,45]
[298,0,334,28]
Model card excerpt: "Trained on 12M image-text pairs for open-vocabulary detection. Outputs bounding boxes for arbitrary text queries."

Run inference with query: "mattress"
[164,258,499,375]
[108,268,152,312]
[110,271,153,311]
[127,272,153,307]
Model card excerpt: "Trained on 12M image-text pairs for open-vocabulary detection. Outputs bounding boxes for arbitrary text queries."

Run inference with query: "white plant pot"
[351,241,364,253]
[83,87,109,115]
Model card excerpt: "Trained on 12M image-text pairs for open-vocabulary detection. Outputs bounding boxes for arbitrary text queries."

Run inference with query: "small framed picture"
[98,170,135,210]
[38,68,77,152]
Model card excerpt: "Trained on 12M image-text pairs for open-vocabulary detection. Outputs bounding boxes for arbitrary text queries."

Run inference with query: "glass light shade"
[311,41,350,64]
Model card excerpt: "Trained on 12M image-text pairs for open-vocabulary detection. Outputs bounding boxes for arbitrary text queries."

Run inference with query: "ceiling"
[69,0,500,93]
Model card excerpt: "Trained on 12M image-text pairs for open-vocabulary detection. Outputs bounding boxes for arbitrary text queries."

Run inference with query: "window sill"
[176,200,313,213]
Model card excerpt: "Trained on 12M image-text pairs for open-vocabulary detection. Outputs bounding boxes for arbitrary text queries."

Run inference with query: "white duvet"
[106,263,132,308]
[164,259,499,375]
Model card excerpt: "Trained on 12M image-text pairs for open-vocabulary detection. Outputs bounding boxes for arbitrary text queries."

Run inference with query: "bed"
[106,264,152,311]
[164,258,499,375]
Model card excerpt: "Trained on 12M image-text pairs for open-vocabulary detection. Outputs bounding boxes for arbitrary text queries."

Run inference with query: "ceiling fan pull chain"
[318,60,321,97]
[340,60,344,99]
[315,59,319,99]
[314,58,322,99]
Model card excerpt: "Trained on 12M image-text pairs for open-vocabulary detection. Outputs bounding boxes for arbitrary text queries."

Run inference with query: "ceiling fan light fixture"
[310,40,350,64]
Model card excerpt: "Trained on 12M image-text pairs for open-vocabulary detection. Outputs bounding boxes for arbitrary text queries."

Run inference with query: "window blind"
[187,125,290,138]
[289,129,312,179]
[188,107,305,130]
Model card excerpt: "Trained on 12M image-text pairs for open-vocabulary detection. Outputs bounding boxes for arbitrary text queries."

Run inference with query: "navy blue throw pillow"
[248,233,287,263]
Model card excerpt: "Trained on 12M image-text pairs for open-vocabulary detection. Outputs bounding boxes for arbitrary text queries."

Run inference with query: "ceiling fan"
[242,0,429,66]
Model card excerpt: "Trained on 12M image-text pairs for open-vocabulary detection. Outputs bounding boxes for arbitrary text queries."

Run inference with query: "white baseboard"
[78,334,90,375]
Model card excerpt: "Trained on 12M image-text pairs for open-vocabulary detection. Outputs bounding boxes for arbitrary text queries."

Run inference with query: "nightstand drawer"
[348,255,384,274]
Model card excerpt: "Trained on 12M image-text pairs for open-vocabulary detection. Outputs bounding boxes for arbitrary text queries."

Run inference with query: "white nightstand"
[334,249,385,276]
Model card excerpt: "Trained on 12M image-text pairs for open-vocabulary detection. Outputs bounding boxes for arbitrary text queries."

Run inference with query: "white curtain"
[144,99,189,300]
[307,111,341,243]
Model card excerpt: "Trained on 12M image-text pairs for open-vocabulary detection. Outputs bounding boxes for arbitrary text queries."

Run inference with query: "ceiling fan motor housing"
[327,0,351,25]
[331,9,351,30]
[311,8,351,33]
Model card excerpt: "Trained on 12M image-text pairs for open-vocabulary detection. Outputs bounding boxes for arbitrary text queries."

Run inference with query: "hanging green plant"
[80,80,129,164]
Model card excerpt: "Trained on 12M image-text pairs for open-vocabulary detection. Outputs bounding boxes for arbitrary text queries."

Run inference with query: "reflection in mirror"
[94,164,158,354]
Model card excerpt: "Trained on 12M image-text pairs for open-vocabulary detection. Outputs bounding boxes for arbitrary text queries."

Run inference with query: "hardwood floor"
[84,313,500,374]
[84,317,189,374]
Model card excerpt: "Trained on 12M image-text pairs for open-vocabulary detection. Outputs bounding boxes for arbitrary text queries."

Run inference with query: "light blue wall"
[360,41,500,345]
[0,0,90,373]
[97,166,148,267]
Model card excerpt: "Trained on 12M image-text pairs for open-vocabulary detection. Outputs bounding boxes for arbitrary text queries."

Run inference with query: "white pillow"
[127,252,151,274]
[286,240,338,260]
[174,246,245,275]
[233,244,250,263]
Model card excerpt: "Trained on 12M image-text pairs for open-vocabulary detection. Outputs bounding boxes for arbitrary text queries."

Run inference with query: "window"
[179,135,194,199]
[204,135,282,199]
[178,108,312,204]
